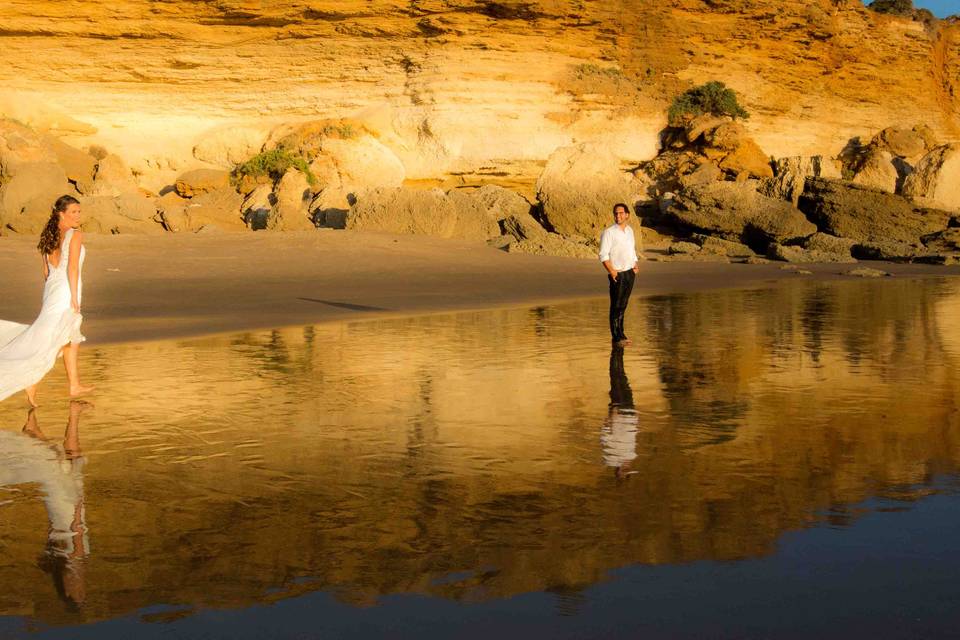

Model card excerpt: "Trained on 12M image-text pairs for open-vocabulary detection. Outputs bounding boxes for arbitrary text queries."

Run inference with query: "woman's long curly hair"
[37,195,80,256]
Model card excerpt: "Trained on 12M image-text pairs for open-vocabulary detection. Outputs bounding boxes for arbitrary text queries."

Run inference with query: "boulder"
[850,147,898,194]
[718,138,773,179]
[704,121,747,151]
[175,169,231,198]
[0,162,72,233]
[242,184,274,230]
[536,143,645,238]
[309,134,405,226]
[852,240,924,262]
[642,150,702,197]
[921,228,960,253]
[157,191,190,232]
[761,156,841,206]
[847,267,892,278]
[447,190,501,240]
[115,191,160,223]
[871,126,930,160]
[80,195,164,234]
[802,232,856,256]
[678,162,722,189]
[767,243,856,264]
[668,241,700,255]
[48,138,96,184]
[183,187,246,231]
[902,143,960,212]
[504,233,596,259]
[0,119,57,178]
[667,181,816,248]
[799,178,953,245]
[685,114,731,144]
[469,184,532,223]
[347,188,493,240]
[694,234,755,258]
[80,154,137,196]
[267,169,315,231]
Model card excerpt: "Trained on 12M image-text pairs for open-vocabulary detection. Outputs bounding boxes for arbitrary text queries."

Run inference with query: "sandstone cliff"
[0,0,957,191]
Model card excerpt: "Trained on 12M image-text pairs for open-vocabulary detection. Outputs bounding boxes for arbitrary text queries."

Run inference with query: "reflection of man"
[599,203,639,346]
[0,402,90,609]
[601,347,638,478]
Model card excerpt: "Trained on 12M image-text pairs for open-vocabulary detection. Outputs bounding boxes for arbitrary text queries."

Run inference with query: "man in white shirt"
[598,203,639,346]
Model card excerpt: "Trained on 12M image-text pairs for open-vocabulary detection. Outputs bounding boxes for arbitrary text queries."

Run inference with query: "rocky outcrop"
[850,147,898,194]
[536,143,646,238]
[504,233,596,260]
[902,143,960,213]
[760,156,841,206]
[175,169,230,199]
[799,178,954,245]
[667,181,817,249]
[345,187,498,241]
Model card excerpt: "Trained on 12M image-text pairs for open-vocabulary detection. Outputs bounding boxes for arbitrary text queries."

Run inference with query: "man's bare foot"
[69,384,95,397]
[614,338,631,347]
[70,399,94,412]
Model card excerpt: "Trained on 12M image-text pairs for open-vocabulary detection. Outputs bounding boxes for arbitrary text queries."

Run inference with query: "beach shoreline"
[1,230,958,344]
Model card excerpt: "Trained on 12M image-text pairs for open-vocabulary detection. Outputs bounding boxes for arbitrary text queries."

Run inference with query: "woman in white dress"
[0,195,94,406]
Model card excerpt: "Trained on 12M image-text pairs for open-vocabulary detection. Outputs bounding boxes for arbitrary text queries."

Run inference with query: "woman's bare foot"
[69,384,95,397]
[22,408,43,438]
[25,385,39,408]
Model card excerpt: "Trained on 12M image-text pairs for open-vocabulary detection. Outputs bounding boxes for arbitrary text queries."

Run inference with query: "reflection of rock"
[847,267,891,278]
[537,143,644,238]
[799,178,953,245]
[668,181,816,248]
[902,143,960,213]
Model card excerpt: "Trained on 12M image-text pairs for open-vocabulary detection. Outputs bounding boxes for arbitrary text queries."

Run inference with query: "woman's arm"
[67,230,83,313]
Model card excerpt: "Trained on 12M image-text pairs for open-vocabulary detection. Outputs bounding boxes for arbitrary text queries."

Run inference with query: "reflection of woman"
[0,195,94,406]
[602,346,639,477]
[0,401,90,609]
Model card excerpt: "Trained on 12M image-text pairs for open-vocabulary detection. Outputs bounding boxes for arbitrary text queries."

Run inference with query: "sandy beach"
[0,231,956,344]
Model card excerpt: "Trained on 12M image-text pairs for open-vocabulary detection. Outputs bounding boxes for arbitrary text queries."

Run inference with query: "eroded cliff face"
[0,0,957,190]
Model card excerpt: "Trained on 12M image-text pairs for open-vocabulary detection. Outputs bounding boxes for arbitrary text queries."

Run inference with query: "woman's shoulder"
[68,228,84,244]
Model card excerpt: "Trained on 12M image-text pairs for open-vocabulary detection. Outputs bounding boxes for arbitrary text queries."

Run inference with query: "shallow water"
[1,278,960,638]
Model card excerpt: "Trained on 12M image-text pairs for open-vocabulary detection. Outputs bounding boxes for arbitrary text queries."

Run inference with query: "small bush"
[667,81,749,126]
[232,148,316,187]
[867,0,913,16]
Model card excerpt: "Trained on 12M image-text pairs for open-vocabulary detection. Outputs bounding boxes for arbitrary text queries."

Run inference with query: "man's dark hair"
[612,203,630,215]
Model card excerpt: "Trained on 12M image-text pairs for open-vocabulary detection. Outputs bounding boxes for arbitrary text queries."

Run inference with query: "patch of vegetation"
[572,63,625,80]
[867,0,914,17]
[232,148,316,187]
[667,81,749,126]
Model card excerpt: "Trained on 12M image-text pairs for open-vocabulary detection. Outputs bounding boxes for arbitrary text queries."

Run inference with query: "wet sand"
[0,230,957,344]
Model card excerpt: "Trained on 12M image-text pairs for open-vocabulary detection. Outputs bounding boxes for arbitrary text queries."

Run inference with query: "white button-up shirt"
[598,224,639,272]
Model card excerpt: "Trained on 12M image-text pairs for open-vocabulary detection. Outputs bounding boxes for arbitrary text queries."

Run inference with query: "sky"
[863,0,957,17]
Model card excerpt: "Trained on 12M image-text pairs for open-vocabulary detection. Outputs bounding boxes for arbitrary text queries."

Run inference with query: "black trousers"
[608,269,635,342]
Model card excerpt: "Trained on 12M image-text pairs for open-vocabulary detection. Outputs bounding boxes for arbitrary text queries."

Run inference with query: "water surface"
[2,278,960,638]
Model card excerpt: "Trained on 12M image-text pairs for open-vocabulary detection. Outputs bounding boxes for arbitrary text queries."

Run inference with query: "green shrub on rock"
[667,81,749,127]
[232,148,316,188]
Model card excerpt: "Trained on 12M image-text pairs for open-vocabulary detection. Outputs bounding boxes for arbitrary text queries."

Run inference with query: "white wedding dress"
[0,228,85,402]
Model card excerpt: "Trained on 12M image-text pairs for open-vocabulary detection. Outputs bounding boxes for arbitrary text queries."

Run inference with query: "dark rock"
[799,178,952,245]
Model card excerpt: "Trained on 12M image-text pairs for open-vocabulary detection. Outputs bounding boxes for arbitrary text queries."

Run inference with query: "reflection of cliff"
[1,280,959,624]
